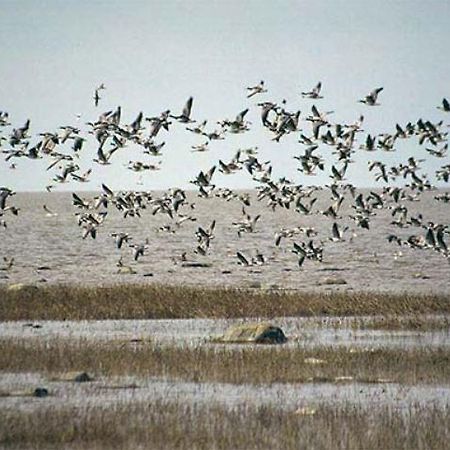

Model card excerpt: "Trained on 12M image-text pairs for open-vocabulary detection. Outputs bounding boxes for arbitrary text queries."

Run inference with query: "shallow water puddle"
[1,372,449,414]
[1,315,449,349]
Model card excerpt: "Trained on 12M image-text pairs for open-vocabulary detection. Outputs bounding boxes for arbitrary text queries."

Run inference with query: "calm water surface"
[1,190,449,292]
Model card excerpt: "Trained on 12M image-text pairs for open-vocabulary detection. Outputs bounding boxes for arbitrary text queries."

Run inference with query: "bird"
[2,78,450,286]
[0,187,15,210]
[129,243,148,261]
[191,142,209,153]
[330,222,348,242]
[43,205,58,217]
[0,257,14,271]
[170,97,194,123]
[359,87,384,106]
[236,251,251,266]
[437,98,450,112]
[111,232,132,249]
[93,89,101,107]
[302,81,323,99]
[246,80,267,98]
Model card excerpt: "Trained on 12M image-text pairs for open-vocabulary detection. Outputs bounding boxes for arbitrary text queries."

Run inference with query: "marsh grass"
[1,284,450,321]
[352,315,450,332]
[1,399,449,449]
[1,339,449,385]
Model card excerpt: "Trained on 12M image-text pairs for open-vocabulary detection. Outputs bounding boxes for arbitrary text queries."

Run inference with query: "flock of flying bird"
[1,81,449,275]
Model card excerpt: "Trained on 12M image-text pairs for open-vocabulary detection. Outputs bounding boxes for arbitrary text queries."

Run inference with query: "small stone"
[117,266,137,275]
[181,262,212,268]
[413,273,430,279]
[33,388,49,398]
[74,372,93,382]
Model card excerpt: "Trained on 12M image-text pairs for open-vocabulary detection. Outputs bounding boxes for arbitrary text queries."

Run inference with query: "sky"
[0,0,449,191]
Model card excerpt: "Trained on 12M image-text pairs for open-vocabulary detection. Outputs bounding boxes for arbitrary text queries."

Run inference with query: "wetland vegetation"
[1,283,450,321]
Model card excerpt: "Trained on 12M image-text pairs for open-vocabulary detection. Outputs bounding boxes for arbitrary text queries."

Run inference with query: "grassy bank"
[1,284,450,320]
[1,399,449,450]
[1,339,449,385]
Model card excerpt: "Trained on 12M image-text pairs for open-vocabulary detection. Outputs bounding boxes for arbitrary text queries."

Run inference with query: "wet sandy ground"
[1,316,450,415]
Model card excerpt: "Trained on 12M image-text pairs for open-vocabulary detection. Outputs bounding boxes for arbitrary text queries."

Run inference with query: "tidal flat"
[1,285,450,449]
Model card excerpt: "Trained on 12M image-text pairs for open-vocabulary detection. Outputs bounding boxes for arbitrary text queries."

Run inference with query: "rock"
[219,322,287,344]
[117,266,137,275]
[181,262,212,268]
[413,273,430,279]
[74,372,93,382]
[33,387,49,397]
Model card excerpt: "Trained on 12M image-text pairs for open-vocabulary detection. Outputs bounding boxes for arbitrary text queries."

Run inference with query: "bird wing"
[102,184,114,197]
[370,87,384,99]
[236,108,249,123]
[237,251,249,266]
[182,97,193,118]
[332,222,340,240]
[313,81,322,95]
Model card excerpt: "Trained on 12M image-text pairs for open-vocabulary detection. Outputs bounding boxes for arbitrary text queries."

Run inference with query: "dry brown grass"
[351,315,450,331]
[1,339,449,385]
[1,399,449,449]
[1,283,449,321]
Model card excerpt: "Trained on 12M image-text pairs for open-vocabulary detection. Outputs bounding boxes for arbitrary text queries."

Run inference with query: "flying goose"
[236,251,251,266]
[246,80,267,98]
[302,81,323,99]
[437,98,450,112]
[111,232,132,249]
[43,205,58,217]
[170,97,195,123]
[359,87,384,106]
[129,243,148,261]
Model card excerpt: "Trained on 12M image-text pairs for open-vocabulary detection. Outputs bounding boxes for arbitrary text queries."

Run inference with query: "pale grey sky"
[1,0,449,191]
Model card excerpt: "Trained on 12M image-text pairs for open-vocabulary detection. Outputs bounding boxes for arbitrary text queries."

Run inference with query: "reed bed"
[350,315,450,331]
[1,399,449,450]
[1,283,450,321]
[1,339,449,385]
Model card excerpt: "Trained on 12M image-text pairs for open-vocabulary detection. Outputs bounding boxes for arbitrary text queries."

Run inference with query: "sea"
[1,189,449,293]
